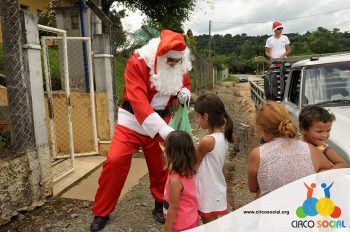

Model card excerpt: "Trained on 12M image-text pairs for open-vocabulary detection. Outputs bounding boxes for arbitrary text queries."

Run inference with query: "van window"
[303,62,350,105]
[287,69,301,105]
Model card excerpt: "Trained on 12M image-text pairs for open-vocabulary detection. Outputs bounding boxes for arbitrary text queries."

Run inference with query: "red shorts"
[198,209,229,217]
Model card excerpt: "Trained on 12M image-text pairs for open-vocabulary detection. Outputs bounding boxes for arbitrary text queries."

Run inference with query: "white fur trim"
[273,25,283,32]
[142,112,167,138]
[118,108,167,138]
[150,93,171,110]
[159,125,174,140]
[117,108,148,136]
[136,40,192,77]
[165,50,185,59]
[136,38,160,69]
[179,87,191,108]
[180,87,190,98]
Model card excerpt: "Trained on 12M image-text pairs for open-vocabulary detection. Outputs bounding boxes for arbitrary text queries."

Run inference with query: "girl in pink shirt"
[160,131,199,232]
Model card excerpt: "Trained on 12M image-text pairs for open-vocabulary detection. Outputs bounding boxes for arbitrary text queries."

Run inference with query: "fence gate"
[39,25,98,182]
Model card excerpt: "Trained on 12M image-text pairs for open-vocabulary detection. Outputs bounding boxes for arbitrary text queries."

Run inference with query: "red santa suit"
[92,30,191,217]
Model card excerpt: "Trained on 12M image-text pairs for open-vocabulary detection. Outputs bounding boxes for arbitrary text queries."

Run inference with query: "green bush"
[114,56,127,103]
[47,46,61,80]
[41,46,60,80]
[39,46,63,90]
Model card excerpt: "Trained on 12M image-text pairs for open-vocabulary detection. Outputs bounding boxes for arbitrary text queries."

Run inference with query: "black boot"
[90,215,109,232]
[152,200,165,224]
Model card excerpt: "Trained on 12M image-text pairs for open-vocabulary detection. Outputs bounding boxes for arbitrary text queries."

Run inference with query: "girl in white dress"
[194,94,234,224]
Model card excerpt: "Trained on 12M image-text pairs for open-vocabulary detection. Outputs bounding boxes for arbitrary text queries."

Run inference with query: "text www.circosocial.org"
[243,210,290,215]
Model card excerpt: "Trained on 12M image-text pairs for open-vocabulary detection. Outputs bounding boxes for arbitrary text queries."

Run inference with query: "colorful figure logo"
[296,182,341,219]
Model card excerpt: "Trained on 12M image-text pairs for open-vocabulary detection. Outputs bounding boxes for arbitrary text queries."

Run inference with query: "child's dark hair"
[299,105,336,130]
[194,93,233,143]
[164,131,197,177]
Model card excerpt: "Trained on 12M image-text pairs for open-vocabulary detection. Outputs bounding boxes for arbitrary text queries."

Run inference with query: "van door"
[283,69,302,123]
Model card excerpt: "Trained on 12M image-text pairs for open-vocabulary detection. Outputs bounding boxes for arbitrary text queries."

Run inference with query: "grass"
[226,74,239,82]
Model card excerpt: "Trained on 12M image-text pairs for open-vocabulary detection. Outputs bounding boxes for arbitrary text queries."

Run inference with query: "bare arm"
[196,136,215,169]
[308,144,333,172]
[162,178,183,232]
[324,147,348,169]
[265,47,271,60]
[282,44,291,58]
[247,147,260,194]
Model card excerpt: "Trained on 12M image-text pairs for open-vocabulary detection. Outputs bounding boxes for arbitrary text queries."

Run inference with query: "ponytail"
[224,111,234,143]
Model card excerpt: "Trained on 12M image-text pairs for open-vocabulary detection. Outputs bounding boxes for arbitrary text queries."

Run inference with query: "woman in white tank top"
[248,101,334,197]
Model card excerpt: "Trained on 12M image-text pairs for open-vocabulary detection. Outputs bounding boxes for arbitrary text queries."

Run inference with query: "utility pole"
[208,20,211,59]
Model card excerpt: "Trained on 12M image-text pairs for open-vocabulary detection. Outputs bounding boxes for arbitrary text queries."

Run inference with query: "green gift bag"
[169,105,193,137]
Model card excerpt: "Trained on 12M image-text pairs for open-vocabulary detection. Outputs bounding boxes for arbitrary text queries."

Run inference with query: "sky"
[117,0,350,37]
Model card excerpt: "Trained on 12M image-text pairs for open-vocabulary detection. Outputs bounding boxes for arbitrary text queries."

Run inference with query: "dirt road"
[1,77,260,232]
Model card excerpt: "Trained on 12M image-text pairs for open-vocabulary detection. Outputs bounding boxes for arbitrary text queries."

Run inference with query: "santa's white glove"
[159,125,174,140]
[178,92,189,105]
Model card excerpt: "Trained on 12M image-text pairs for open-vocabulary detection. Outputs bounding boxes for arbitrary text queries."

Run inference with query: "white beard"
[150,55,183,95]
[136,38,192,95]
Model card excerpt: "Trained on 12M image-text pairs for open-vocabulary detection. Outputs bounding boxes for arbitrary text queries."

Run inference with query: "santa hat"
[272,21,283,32]
[154,30,186,73]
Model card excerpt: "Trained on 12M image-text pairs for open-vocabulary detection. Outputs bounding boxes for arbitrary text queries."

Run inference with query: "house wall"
[0,0,73,43]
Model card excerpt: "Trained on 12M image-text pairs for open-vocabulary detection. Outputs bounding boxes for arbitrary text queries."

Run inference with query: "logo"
[296,182,341,218]
[291,181,346,229]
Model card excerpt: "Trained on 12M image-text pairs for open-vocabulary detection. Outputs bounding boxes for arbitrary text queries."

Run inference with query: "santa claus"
[90,30,192,232]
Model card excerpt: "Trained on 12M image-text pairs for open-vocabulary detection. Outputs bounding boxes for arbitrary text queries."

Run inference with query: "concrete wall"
[0,148,52,225]
[0,90,110,225]
[0,9,52,225]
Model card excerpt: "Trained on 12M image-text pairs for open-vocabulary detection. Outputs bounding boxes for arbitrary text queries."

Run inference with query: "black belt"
[122,101,170,118]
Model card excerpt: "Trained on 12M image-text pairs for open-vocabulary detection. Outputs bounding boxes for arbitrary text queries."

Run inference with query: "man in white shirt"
[265,21,291,60]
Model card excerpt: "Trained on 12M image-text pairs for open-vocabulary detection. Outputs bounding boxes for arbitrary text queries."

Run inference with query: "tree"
[240,40,255,59]
[185,29,199,57]
[101,0,195,32]
[290,34,310,55]
[99,0,197,50]
[211,55,227,71]
[193,25,350,74]
[308,27,339,54]
[252,56,269,74]
[39,0,63,27]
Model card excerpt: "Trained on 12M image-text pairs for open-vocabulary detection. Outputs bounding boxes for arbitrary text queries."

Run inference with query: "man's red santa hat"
[154,30,187,74]
[272,21,283,32]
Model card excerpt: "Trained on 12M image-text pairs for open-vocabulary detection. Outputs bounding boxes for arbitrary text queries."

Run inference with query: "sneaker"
[90,215,109,232]
[152,200,165,224]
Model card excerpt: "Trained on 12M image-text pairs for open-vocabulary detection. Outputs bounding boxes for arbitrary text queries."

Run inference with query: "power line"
[212,6,350,25]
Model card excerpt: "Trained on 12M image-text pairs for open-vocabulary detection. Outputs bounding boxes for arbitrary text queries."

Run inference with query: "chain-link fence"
[65,38,98,157]
[0,0,36,155]
[0,90,9,152]
[40,27,75,181]
[40,27,99,181]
